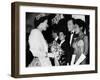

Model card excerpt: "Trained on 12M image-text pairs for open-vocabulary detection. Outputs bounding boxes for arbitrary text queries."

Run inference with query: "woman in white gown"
[28,16,52,67]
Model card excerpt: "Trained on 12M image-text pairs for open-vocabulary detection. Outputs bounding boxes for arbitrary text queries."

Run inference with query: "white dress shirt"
[70,30,74,45]
[55,36,58,41]
[59,40,65,47]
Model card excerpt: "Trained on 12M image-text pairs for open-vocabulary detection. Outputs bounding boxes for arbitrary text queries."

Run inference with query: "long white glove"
[75,53,86,65]
[71,54,76,65]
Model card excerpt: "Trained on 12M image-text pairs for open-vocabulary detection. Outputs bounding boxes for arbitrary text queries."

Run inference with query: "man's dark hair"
[67,18,75,24]
[52,28,59,35]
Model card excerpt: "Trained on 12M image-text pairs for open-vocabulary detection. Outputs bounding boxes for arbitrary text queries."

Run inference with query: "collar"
[70,30,75,34]
[55,37,58,41]
[71,30,74,33]
[60,40,65,46]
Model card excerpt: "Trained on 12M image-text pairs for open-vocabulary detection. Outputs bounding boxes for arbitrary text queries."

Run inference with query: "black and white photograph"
[26,13,90,67]
[11,2,97,78]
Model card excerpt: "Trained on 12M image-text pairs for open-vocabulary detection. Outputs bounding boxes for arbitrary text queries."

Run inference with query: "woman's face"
[74,24,81,34]
[59,32,66,41]
[42,20,48,31]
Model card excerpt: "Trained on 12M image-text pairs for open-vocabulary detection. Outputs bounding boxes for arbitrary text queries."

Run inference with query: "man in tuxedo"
[67,18,75,46]
[66,18,76,65]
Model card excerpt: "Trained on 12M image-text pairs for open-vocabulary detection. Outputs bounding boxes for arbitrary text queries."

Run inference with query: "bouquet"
[49,41,63,59]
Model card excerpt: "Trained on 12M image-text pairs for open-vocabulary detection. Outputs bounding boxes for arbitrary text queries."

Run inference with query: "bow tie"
[71,32,74,34]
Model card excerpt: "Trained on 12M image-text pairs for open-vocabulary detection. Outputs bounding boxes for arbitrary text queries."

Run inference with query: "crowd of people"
[26,13,89,67]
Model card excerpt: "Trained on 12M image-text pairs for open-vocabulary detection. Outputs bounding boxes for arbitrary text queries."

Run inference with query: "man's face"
[52,32,58,39]
[67,20,74,32]
[59,32,66,41]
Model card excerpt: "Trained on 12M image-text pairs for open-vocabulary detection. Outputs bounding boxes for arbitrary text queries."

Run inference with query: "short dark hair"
[75,19,85,32]
[67,18,75,24]
[58,28,66,36]
[52,29,59,33]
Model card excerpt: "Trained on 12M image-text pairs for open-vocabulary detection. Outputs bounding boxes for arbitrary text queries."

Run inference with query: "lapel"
[60,40,65,47]
[70,31,75,46]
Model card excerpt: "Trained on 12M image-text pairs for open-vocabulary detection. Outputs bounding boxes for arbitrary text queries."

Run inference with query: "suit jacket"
[66,32,75,63]
[59,40,71,65]
[56,38,61,44]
